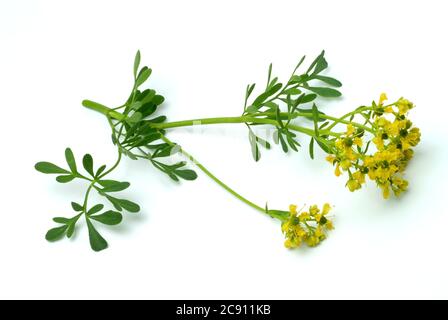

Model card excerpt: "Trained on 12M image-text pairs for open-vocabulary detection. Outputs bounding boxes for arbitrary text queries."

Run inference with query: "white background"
[1,0,447,299]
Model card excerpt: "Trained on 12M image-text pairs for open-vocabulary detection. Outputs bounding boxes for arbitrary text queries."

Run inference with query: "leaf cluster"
[36,148,139,251]
[109,51,198,182]
[243,51,342,161]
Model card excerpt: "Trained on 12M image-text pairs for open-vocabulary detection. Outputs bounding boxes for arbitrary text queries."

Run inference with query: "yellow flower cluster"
[282,203,334,249]
[327,94,421,198]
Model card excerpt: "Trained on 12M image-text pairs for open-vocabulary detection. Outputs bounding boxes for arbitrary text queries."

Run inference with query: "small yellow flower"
[346,124,355,136]
[322,203,331,215]
[340,159,352,170]
[372,135,385,150]
[289,204,298,215]
[334,164,341,177]
[306,236,319,247]
[382,185,390,199]
[299,211,310,221]
[309,205,320,215]
[326,155,336,163]
[397,98,414,115]
[353,137,363,147]
[282,203,334,249]
[384,106,393,113]
[379,93,388,105]
[353,171,365,184]
[347,179,361,192]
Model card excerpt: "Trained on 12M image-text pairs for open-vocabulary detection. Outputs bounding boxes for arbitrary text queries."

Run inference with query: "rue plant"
[35,51,420,251]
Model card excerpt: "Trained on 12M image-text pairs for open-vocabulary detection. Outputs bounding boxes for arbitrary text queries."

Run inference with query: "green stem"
[325,106,373,131]
[160,135,288,221]
[83,100,340,138]
[98,150,122,179]
[82,184,95,212]
[152,116,341,138]
[83,100,125,121]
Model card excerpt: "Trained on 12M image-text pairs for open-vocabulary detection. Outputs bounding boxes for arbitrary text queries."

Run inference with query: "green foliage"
[242,51,342,160]
[35,148,139,251]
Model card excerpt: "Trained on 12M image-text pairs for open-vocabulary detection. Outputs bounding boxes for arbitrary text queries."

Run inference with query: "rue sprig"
[36,50,420,251]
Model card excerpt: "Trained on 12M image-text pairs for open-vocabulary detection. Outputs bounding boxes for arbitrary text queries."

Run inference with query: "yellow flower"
[340,159,352,170]
[299,211,310,222]
[289,204,298,215]
[326,155,336,163]
[306,236,319,247]
[379,93,388,105]
[353,171,366,184]
[282,203,334,249]
[354,137,363,147]
[334,164,341,177]
[322,203,331,215]
[372,135,385,150]
[346,124,355,136]
[347,179,361,192]
[381,185,390,199]
[397,98,414,115]
[284,239,293,249]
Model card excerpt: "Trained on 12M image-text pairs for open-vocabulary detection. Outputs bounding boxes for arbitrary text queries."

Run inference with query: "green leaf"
[275,106,284,128]
[306,50,325,74]
[35,162,69,175]
[312,104,320,136]
[117,199,140,212]
[301,93,318,104]
[71,202,83,212]
[252,83,282,107]
[307,87,341,97]
[53,217,70,224]
[152,95,165,106]
[246,83,256,100]
[139,89,156,105]
[316,138,331,153]
[279,133,288,153]
[249,130,261,162]
[98,180,122,187]
[105,195,140,213]
[313,75,342,87]
[266,63,273,88]
[91,210,123,225]
[56,175,75,183]
[87,204,104,215]
[82,154,94,177]
[286,134,299,152]
[86,218,108,252]
[127,112,142,124]
[293,55,306,73]
[131,133,161,148]
[256,136,271,149]
[101,182,130,193]
[312,56,328,75]
[65,148,77,174]
[139,103,157,118]
[288,74,308,84]
[147,115,167,123]
[135,67,152,88]
[133,50,141,79]
[45,225,68,241]
[309,138,315,160]
[283,88,302,96]
[66,222,76,238]
[95,165,107,178]
[174,169,198,181]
